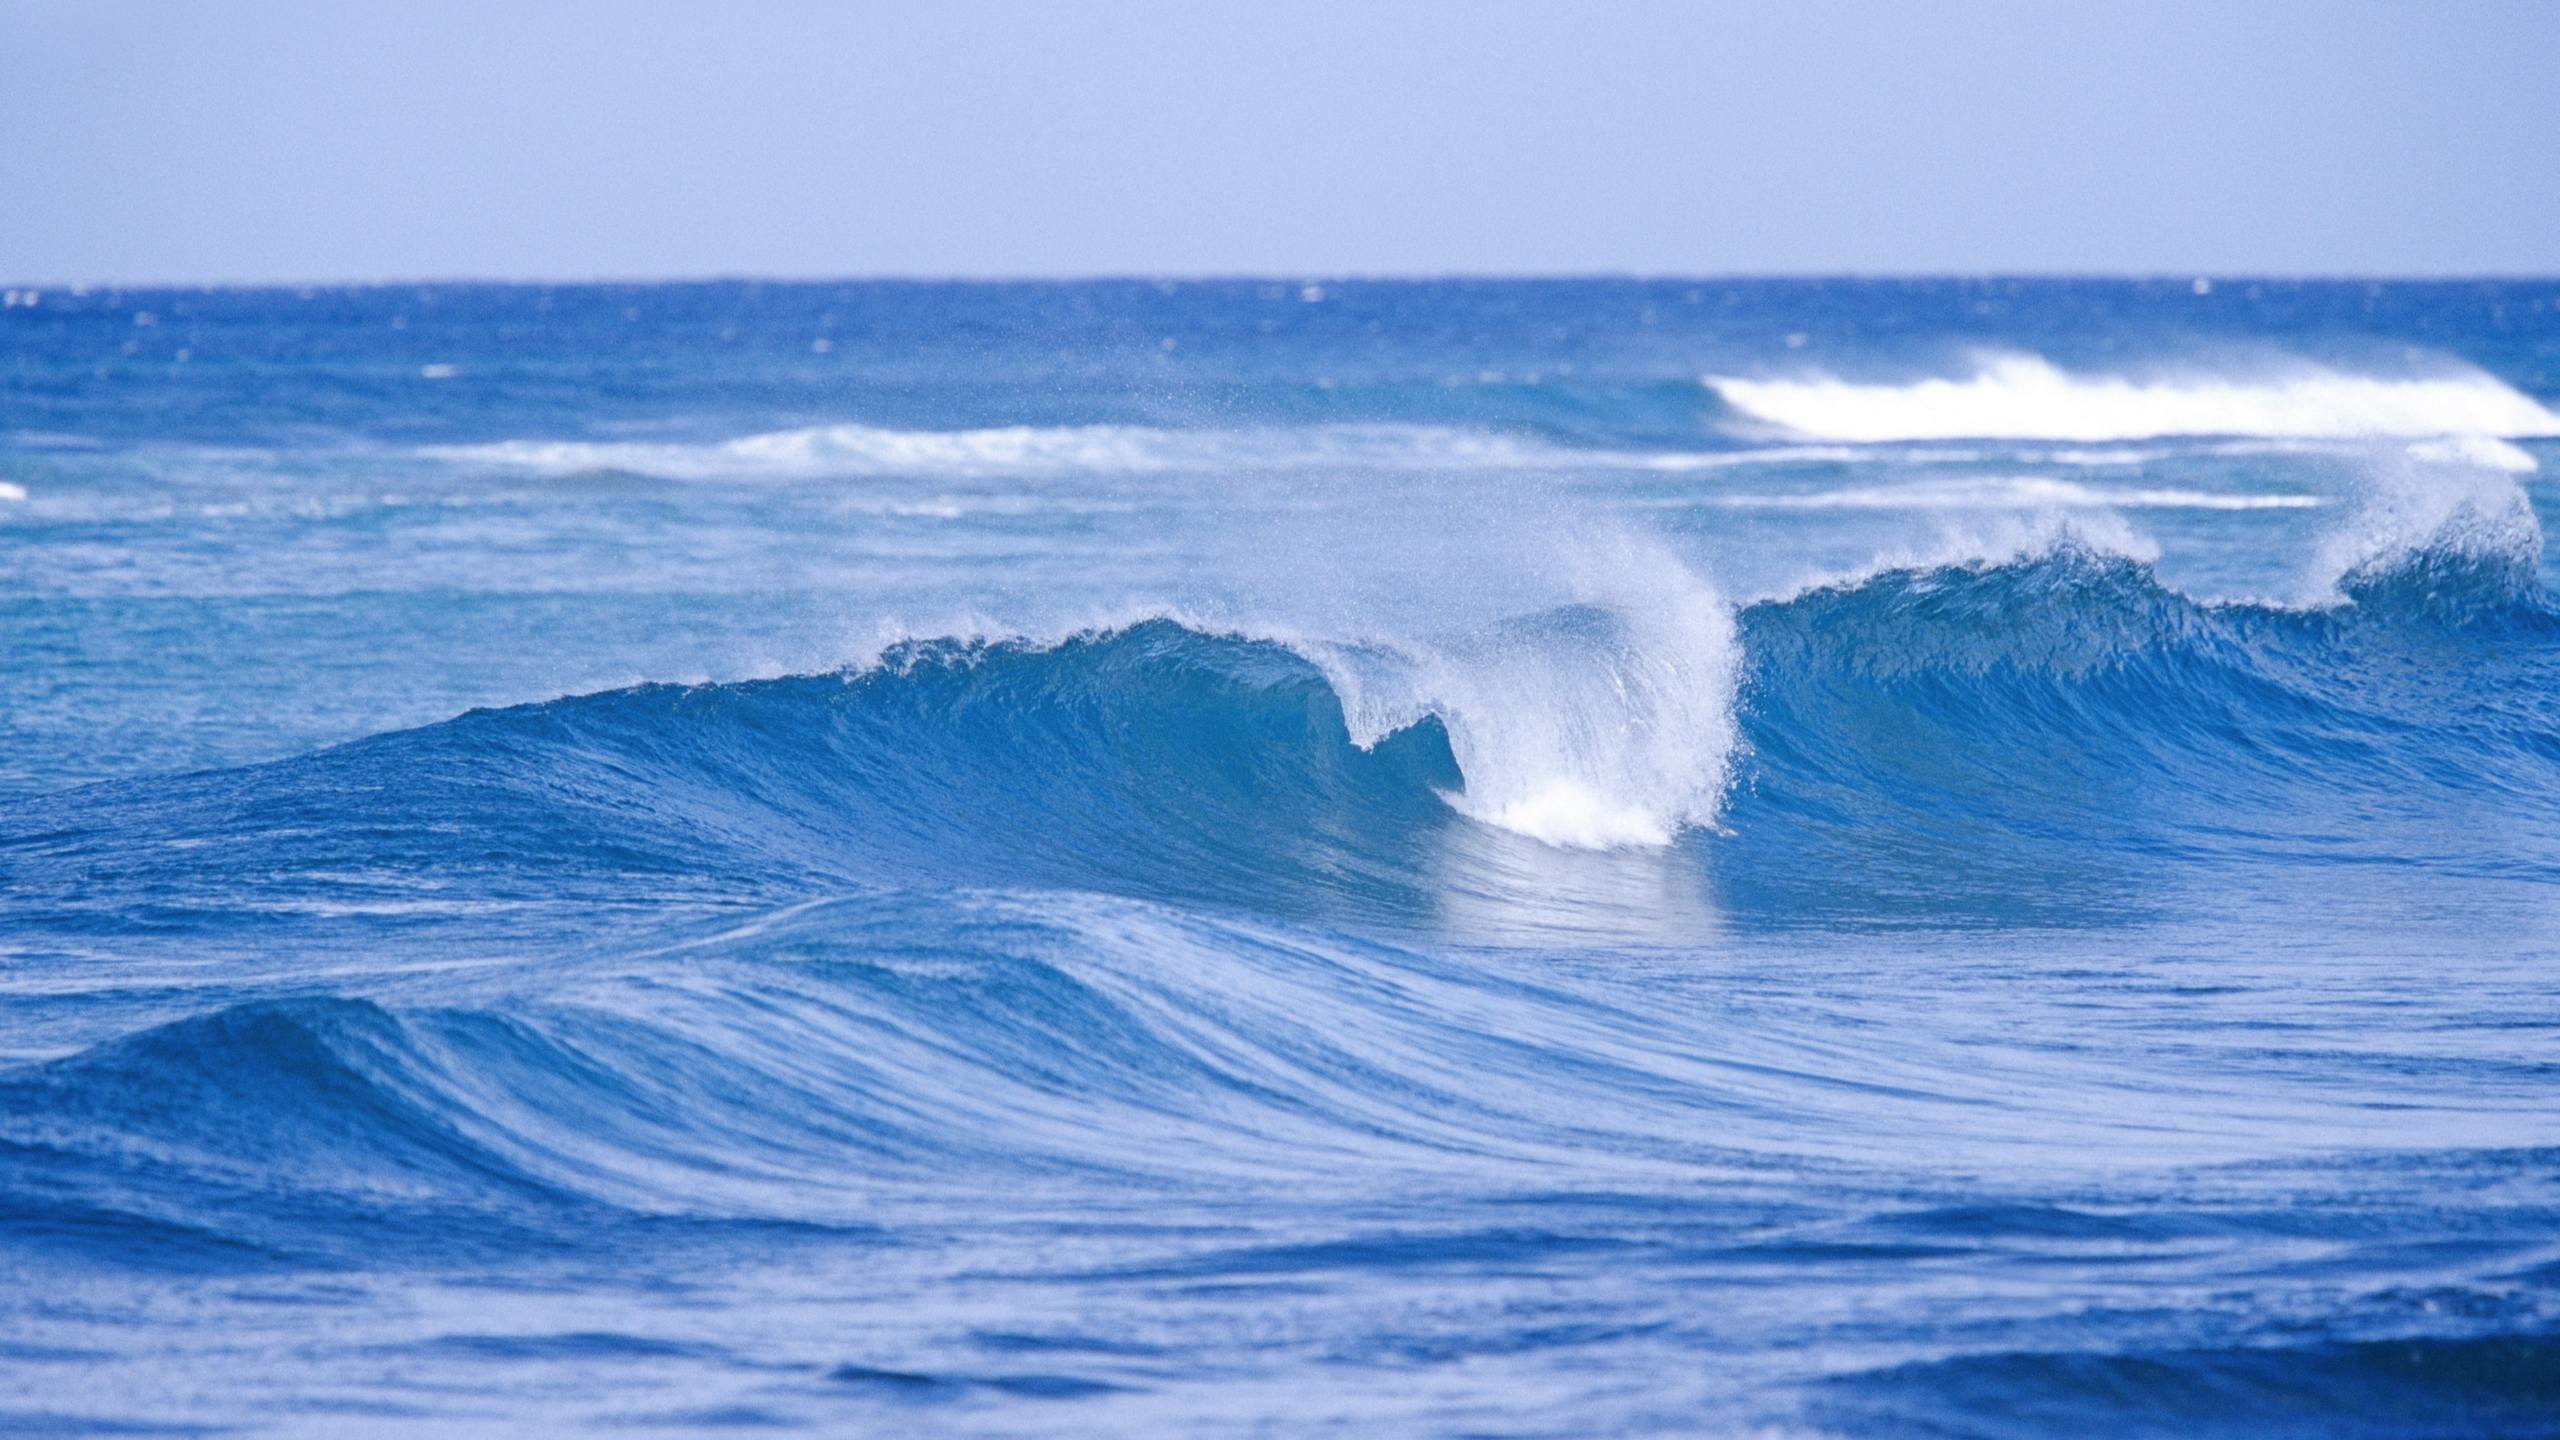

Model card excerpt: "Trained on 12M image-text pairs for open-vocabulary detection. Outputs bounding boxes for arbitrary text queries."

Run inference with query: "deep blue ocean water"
[5,278,2560,1436]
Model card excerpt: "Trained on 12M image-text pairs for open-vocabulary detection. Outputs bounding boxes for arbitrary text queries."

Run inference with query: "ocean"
[4,277,2558,1436]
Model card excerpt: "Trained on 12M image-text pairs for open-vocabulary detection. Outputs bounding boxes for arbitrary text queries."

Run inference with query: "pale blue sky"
[6,0,2554,284]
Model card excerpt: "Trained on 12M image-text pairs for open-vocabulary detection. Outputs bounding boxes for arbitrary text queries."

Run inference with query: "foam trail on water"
[432,423,1193,478]
[2405,435,2540,474]
[425,423,1590,480]
[1639,476,2322,512]
[430,426,2069,482]
[424,421,2492,485]
[1707,352,2560,442]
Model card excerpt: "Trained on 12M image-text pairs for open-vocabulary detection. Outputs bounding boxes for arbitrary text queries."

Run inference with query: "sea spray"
[2312,438,2547,605]
[1291,529,1740,849]
[14,279,2560,1438]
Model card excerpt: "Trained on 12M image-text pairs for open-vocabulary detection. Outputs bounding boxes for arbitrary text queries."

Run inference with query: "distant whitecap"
[1707,351,2560,442]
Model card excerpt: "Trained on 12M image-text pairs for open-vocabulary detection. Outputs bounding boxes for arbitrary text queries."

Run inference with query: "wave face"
[9,279,2560,1437]
[1707,351,2560,441]
[12,540,2556,960]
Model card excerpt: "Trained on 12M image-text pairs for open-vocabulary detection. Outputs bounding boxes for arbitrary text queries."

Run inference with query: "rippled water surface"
[5,279,2560,1436]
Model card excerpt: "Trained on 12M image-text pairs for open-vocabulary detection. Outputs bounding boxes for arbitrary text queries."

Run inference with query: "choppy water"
[5,278,2560,1437]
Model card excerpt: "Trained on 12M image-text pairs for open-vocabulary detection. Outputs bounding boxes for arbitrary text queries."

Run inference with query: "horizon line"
[8,268,2560,294]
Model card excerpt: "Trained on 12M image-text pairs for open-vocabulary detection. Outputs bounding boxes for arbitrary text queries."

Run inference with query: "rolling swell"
[1817,1333,2560,1439]
[7,543,2556,940]
[0,883,1880,1267]
[2,623,1463,931]
[19,277,2560,1438]
[21,539,2554,1275]
[1722,543,2560,920]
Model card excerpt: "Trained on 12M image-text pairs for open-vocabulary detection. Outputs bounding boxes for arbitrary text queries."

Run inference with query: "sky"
[5,0,2555,284]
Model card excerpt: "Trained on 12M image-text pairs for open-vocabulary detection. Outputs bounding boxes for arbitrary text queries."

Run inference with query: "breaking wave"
[1706,352,2560,442]
[9,531,2552,947]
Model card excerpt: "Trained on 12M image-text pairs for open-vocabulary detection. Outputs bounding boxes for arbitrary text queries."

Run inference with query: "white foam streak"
[422,413,2530,485]
[2405,435,2540,474]
[427,422,1582,481]
[1623,444,1896,471]
[432,424,1185,479]
[1707,353,2560,443]
[1640,477,2321,513]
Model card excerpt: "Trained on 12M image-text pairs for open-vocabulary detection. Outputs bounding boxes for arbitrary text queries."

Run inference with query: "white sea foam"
[425,413,2494,483]
[426,422,1582,480]
[2308,440,2545,601]
[429,424,2202,483]
[0,481,26,503]
[2404,435,2539,474]
[432,424,1178,479]
[1638,476,2321,513]
[1622,444,1922,471]
[1705,352,2560,443]
[853,528,1745,852]
[1637,439,2353,470]
[1301,529,1741,850]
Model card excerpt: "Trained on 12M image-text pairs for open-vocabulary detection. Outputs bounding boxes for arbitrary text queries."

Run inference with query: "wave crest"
[2314,439,2548,607]
[1706,352,2560,443]
[8,537,2553,938]
[1304,534,1740,848]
